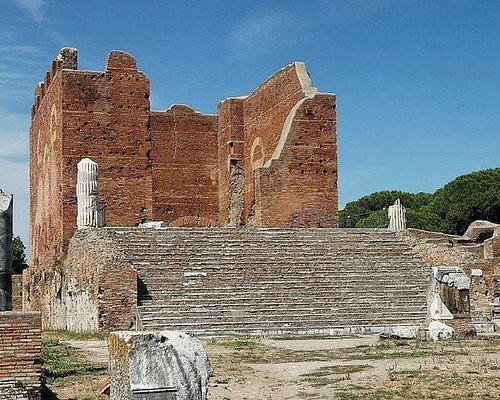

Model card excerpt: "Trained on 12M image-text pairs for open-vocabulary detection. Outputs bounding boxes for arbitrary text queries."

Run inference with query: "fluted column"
[388,198,406,230]
[77,158,100,229]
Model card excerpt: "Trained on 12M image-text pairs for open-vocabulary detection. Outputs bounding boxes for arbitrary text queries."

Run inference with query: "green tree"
[430,168,500,235]
[12,236,26,274]
[339,167,500,234]
[339,190,439,230]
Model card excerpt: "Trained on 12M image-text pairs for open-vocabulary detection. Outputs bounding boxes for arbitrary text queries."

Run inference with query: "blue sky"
[0,0,499,249]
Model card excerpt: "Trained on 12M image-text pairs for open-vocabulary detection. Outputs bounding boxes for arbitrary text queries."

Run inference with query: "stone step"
[140,315,426,331]
[105,227,430,335]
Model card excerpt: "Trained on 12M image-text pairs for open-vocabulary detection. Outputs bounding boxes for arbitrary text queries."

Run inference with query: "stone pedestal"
[108,331,211,400]
[0,189,13,311]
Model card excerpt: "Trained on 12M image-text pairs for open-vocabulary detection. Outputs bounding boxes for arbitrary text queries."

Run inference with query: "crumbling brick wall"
[217,63,337,226]
[11,274,22,311]
[0,312,42,398]
[25,229,137,333]
[150,105,219,226]
[30,49,152,267]
[28,50,338,322]
[30,50,338,262]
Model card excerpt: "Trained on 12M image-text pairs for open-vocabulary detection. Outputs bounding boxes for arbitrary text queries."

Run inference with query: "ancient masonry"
[0,312,42,399]
[29,48,338,267]
[24,49,500,337]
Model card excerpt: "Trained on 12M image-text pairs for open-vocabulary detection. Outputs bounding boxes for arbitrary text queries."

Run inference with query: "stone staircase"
[108,228,431,336]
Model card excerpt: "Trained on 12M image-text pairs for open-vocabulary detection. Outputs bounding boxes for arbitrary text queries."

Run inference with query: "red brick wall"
[150,105,219,226]
[29,50,338,275]
[11,275,22,311]
[30,50,152,267]
[30,72,64,267]
[217,98,245,225]
[255,94,338,227]
[241,64,310,224]
[0,312,41,396]
[60,51,152,248]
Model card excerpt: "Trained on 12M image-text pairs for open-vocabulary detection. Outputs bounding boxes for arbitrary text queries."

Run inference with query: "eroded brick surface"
[29,49,338,268]
[0,312,41,399]
[27,50,338,324]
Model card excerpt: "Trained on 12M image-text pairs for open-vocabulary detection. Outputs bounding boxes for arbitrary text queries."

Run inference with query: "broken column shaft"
[77,158,100,229]
[0,189,13,310]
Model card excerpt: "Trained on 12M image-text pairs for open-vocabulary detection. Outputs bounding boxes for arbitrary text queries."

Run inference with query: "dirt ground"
[46,333,500,400]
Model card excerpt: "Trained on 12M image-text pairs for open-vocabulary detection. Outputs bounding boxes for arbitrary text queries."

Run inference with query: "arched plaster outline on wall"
[263,63,335,169]
[251,137,265,170]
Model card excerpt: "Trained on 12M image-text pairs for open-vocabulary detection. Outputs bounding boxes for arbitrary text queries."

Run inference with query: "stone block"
[422,321,455,341]
[109,331,210,400]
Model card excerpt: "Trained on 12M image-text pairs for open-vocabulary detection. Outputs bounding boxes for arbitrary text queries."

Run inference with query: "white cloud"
[0,45,39,54]
[229,11,294,58]
[12,0,45,24]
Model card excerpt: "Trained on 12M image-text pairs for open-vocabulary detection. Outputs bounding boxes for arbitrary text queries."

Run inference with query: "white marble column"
[388,198,406,230]
[77,158,100,229]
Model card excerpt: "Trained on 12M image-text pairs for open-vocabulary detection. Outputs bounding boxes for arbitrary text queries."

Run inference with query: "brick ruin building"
[29,48,337,267]
[24,48,500,337]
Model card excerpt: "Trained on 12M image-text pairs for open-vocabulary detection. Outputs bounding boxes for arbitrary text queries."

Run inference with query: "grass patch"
[207,337,471,365]
[300,364,372,388]
[42,336,106,385]
[43,329,105,342]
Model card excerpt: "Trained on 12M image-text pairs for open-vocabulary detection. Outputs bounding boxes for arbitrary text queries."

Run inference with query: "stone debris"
[380,325,418,339]
[433,267,470,290]
[424,321,456,340]
[138,221,166,229]
[109,331,211,400]
[471,268,483,277]
[460,220,500,242]
[429,293,454,320]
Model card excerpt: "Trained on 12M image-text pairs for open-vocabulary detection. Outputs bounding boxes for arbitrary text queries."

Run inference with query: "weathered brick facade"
[23,229,137,332]
[11,275,22,311]
[29,48,338,267]
[0,312,42,399]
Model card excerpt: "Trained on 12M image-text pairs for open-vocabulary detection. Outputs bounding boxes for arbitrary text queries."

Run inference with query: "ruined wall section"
[217,99,245,226]
[404,229,499,329]
[30,49,152,266]
[241,63,310,224]
[62,229,137,332]
[30,65,66,266]
[255,93,338,226]
[24,229,137,333]
[61,51,152,248]
[150,105,218,227]
[0,311,42,398]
